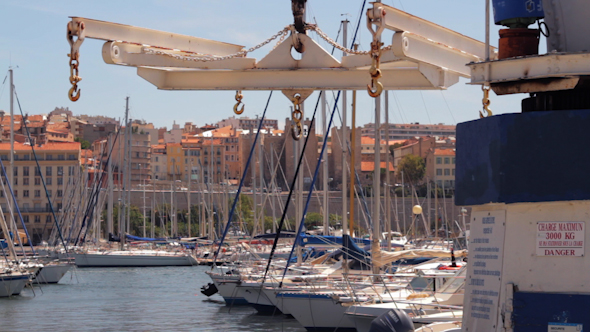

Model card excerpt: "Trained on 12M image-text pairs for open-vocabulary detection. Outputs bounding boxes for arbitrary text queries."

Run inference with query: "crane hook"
[479,86,493,118]
[233,90,245,115]
[69,85,81,102]
[367,79,383,98]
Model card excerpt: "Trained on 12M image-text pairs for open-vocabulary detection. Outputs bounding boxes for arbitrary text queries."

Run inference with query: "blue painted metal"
[513,291,590,331]
[455,110,590,206]
[492,0,544,25]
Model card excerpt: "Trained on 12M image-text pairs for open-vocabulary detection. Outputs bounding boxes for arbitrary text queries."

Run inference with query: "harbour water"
[0,266,305,332]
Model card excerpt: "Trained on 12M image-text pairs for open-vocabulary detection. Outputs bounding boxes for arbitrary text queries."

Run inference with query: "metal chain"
[143,24,392,62]
[67,21,85,102]
[143,26,292,62]
[306,25,393,55]
[291,95,304,141]
[366,9,386,98]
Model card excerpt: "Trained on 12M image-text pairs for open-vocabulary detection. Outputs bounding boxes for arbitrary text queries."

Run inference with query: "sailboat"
[72,97,197,267]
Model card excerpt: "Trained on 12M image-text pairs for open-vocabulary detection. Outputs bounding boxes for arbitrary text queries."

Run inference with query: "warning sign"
[537,222,585,257]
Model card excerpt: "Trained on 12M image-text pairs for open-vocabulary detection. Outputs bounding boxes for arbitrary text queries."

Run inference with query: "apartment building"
[0,142,81,242]
[361,122,456,140]
[217,115,278,131]
[425,148,456,191]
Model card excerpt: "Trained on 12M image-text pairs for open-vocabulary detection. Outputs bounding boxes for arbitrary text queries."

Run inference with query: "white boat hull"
[239,283,283,315]
[0,274,30,297]
[34,263,72,284]
[278,292,356,331]
[211,277,249,305]
[74,252,197,267]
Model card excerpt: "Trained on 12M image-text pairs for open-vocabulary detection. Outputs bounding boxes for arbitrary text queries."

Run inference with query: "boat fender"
[200,283,219,297]
[369,308,414,332]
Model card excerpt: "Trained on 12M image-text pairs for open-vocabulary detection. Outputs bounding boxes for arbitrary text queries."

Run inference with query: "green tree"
[74,137,91,149]
[396,154,425,186]
[304,212,323,229]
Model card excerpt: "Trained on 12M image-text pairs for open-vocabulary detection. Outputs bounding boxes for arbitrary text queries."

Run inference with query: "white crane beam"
[136,65,459,90]
[370,3,496,60]
[69,17,244,55]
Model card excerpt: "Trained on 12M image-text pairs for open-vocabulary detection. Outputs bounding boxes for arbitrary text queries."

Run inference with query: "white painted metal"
[74,4,490,92]
[136,66,458,91]
[101,42,256,70]
[392,32,479,77]
[543,0,590,53]
[372,3,496,60]
[468,53,588,94]
[69,17,244,55]
[258,34,340,69]
[464,201,590,332]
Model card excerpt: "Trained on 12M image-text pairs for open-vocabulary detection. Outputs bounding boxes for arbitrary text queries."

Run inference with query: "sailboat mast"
[107,134,114,237]
[321,91,329,236]
[187,148,191,238]
[385,91,391,250]
[372,92,382,275]
[9,69,14,217]
[258,134,264,234]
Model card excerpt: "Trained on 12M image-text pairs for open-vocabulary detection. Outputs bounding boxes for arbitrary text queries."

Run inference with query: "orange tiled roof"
[434,149,456,156]
[360,161,395,172]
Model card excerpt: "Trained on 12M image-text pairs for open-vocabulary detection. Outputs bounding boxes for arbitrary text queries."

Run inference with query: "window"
[69,166,74,176]
[35,177,41,186]
[57,203,62,211]
[35,190,40,197]
[46,177,52,185]
[46,154,53,160]
[23,154,30,160]
[46,166,52,176]
[436,169,442,176]
[35,167,41,176]
[436,157,442,164]
[444,157,450,164]
[452,169,455,176]
[14,190,17,197]
[155,156,159,162]
[23,167,29,176]
[34,215,41,223]
[23,215,29,223]
[452,157,456,164]
[14,177,17,185]
[57,167,63,176]
[58,154,64,160]
[155,166,159,172]
[57,190,63,197]
[23,190,29,197]
[68,154,77,160]
[47,190,52,197]
[13,166,17,176]
[444,169,450,176]
[23,178,29,186]
[46,215,52,223]
[57,178,63,185]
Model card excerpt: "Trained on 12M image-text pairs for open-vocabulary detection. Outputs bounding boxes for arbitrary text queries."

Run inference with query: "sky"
[0,0,531,132]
